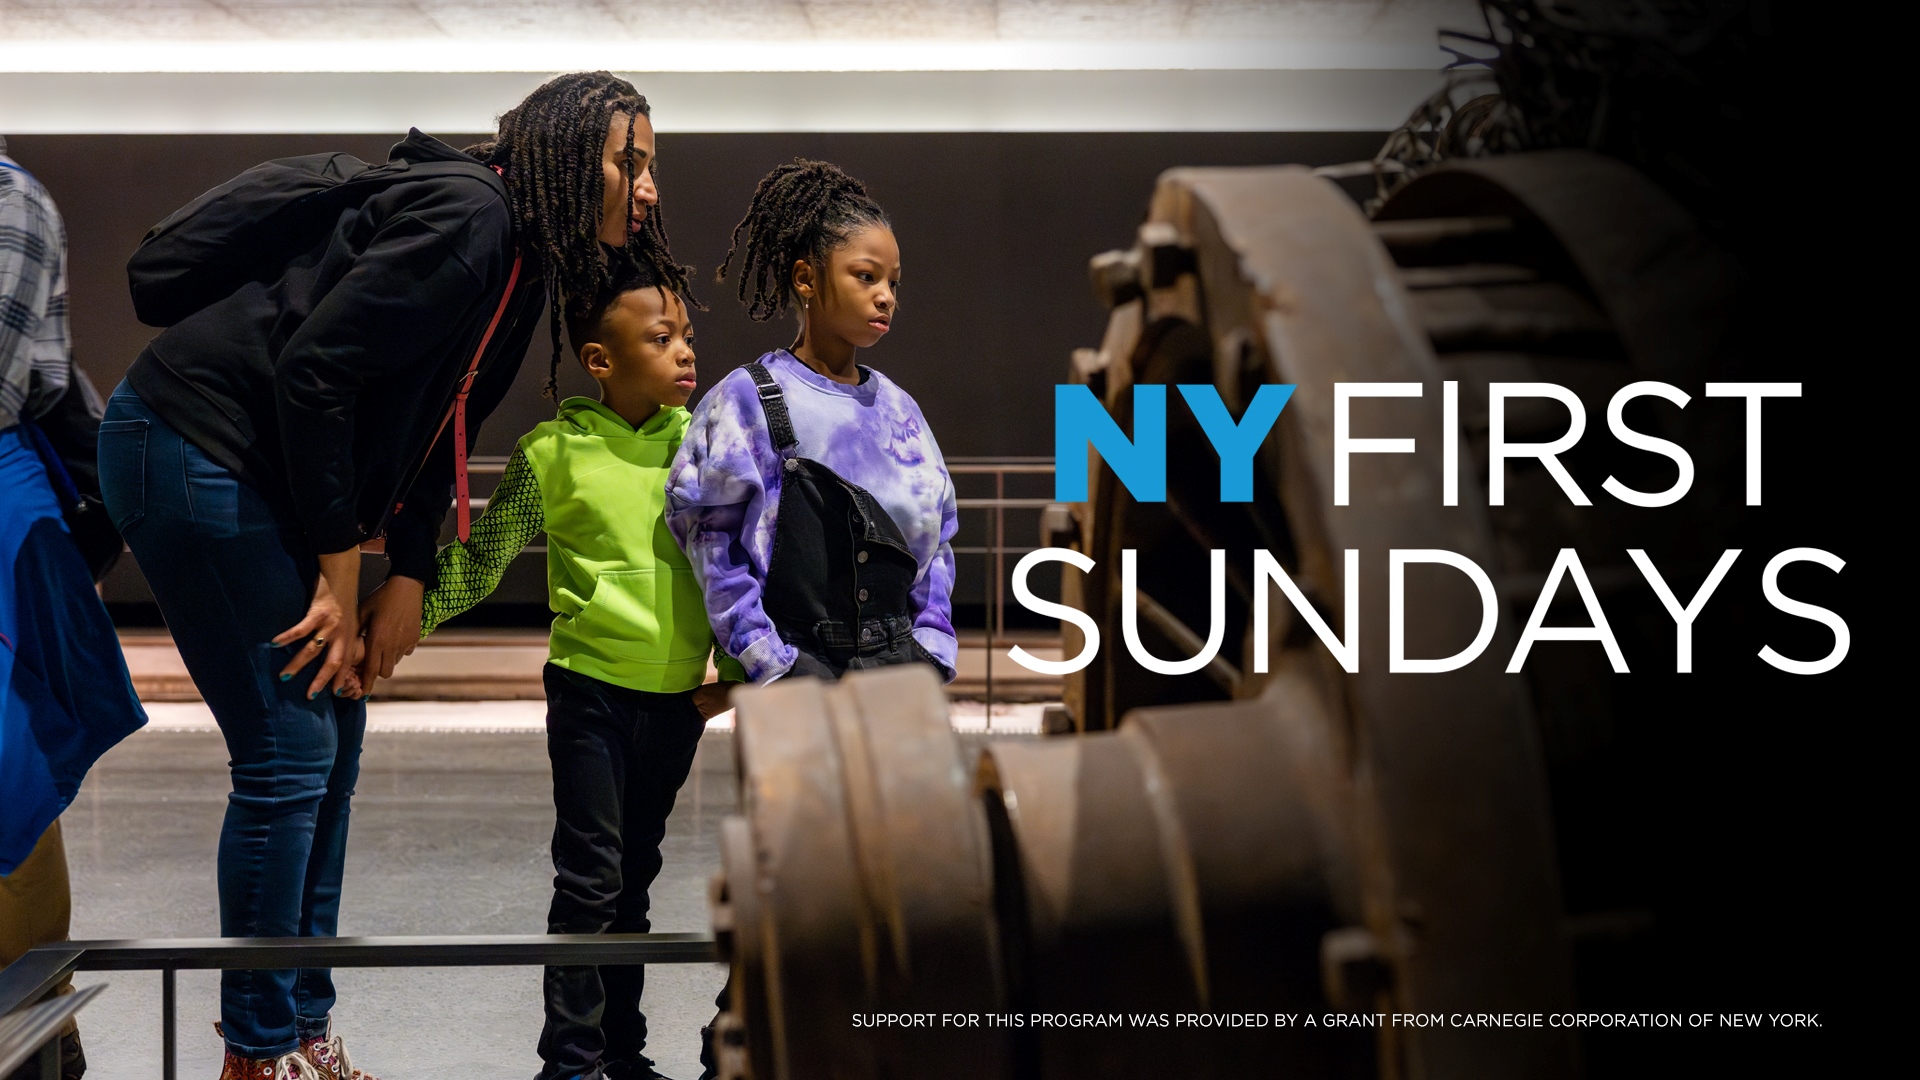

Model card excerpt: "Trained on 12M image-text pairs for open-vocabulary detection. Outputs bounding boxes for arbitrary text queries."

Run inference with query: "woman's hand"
[273,549,363,700]
[692,680,740,720]
[359,574,425,691]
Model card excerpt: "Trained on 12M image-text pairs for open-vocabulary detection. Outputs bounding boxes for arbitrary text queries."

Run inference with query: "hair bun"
[716,158,890,322]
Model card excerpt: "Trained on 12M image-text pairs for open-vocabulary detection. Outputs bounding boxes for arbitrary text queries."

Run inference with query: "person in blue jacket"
[1,132,146,1080]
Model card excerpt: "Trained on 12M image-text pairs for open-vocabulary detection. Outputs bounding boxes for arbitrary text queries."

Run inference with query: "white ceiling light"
[0,69,1445,133]
[0,1,1470,133]
[0,37,1447,74]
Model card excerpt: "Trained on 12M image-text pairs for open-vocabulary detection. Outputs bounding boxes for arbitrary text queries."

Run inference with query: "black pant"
[539,664,706,1077]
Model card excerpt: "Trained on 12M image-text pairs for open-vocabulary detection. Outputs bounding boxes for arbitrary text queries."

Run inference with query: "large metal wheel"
[710,666,1007,1080]
[709,150,1738,1080]
[1054,152,1738,1077]
[979,667,1365,1078]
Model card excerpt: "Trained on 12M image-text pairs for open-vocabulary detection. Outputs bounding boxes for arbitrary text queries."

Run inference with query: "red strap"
[445,249,522,543]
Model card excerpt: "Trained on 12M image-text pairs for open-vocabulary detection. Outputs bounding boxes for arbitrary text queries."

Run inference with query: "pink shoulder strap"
[445,250,522,543]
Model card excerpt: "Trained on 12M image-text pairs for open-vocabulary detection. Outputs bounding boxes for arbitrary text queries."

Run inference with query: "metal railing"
[0,934,715,1080]
[464,455,1061,717]
[0,982,100,1078]
[947,458,1057,716]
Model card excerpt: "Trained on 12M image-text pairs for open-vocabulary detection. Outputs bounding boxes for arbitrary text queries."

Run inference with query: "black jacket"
[126,130,545,585]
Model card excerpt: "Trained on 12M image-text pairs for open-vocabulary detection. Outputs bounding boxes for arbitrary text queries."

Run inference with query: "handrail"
[439,454,1064,718]
[461,455,1056,475]
[955,497,1057,509]
[47,933,717,972]
[0,947,82,1021]
[946,459,1057,715]
[0,983,102,1077]
[0,933,717,1080]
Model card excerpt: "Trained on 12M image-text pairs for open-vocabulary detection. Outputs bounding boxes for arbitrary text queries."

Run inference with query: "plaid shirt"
[0,135,70,431]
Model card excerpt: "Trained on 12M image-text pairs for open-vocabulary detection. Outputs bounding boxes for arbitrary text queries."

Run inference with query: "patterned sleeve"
[908,465,961,681]
[666,371,796,683]
[0,162,70,430]
[420,444,543,637]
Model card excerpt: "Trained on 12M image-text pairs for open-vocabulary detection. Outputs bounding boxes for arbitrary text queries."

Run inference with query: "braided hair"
[465,71,695,398]
[563,252,668,357]
[716,159,890,322]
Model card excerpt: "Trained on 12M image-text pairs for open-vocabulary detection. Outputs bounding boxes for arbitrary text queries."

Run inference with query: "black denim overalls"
[746,361,929,679]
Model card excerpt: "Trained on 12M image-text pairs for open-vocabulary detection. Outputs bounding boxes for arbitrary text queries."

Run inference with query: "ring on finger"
[312,635,328,649]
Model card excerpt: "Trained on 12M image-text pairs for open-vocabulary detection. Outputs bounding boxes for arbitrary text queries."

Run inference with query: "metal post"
[162,967,175,1080]
[981,471,996,729]
[994,470,1006,641]
[990,471,1007,729]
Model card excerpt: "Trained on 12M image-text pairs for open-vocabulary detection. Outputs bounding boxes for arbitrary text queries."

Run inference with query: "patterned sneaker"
[299,1024,383,1080]
[216,1044,320,1080]
[215,1023,321,1080]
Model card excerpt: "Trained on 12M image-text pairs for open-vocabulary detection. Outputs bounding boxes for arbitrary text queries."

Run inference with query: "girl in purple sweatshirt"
[666,160,957,684]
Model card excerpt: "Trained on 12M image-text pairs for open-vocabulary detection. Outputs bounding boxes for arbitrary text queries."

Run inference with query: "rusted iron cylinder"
[1057,161,1682,1077]
[710,666,1008,1080]
[977,680,1368,1079]
[978,734,1201,1077]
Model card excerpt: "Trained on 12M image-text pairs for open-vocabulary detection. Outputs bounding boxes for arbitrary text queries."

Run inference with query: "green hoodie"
[421,396,743,693]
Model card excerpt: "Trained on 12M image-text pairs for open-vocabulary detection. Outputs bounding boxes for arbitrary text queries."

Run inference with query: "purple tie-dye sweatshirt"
[666,350,959,683]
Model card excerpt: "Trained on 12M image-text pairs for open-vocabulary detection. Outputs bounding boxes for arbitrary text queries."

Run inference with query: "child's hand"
[359,574,425,691]
[693,680,739,719]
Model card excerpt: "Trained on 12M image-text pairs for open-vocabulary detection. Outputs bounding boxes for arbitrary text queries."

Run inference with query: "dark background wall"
[9,130,1382,458]
[8,130,1383,623]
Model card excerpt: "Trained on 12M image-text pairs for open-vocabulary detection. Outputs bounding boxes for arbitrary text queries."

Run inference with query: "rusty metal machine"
[697,0,1792,1066]
[708,669,1005,1080]
[704,143,1751,1080]
[1039,152,1739,1079]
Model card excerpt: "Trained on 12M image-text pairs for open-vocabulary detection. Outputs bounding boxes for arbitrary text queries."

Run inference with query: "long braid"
[717,159,889,322]
[466,71,696,399]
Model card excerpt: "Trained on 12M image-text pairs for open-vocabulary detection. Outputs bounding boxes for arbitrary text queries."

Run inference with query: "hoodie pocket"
[564,568,712,666]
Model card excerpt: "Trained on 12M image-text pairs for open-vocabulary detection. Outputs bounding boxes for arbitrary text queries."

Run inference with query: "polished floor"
[116,629,1067,703]
[61,728,735,1080]
[57,704,1043,1080]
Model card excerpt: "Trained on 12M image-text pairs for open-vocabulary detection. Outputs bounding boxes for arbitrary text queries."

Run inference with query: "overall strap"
[745,361,799,456]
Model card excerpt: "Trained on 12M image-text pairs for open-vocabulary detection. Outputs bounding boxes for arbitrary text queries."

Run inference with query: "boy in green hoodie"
[419,258,741,1080]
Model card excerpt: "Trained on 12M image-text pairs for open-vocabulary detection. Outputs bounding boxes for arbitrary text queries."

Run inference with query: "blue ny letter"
[1178,384,1294,502]
[1055,384,1166,501]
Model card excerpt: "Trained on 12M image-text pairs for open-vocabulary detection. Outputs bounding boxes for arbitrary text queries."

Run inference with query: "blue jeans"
[97,383,364,1058]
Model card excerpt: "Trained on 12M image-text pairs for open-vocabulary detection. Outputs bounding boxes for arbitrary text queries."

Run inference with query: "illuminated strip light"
[0,35,1449,134]
[0,69,1444,133]
[0,37,1446,74]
